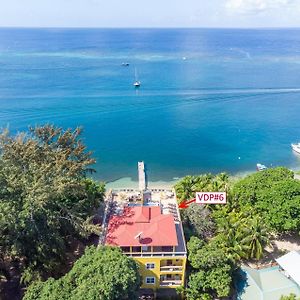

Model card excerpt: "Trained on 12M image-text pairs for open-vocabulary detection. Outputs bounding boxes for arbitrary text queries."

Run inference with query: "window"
[146,263,155,269]
[162,246,173,252]
[146,277,155,284]
[121,247,130,252]
[132,246,141,252]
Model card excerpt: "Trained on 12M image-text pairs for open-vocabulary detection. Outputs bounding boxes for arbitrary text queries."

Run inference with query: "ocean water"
[1,28,300,182]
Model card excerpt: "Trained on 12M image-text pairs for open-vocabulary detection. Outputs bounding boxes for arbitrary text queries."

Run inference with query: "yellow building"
[105,205,187,290]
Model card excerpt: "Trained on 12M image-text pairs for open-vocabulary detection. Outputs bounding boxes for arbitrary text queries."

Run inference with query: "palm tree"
[214,172,229,191]
[174,175,196,202]
[223,234,248,262]
[174,173,228,204]
[214,209,249,261]
[210,179,223,192]
[240,217,270,260]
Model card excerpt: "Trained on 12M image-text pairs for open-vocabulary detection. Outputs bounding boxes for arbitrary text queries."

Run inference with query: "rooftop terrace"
[102,189,186,256]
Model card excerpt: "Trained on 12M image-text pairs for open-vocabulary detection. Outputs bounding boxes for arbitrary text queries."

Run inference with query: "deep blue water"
[1,28,300,181]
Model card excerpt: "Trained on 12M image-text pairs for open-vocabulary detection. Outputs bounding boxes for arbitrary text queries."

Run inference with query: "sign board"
[195,192,226,204]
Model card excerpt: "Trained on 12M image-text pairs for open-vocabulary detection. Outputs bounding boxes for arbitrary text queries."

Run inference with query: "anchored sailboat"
[133,68,141,87]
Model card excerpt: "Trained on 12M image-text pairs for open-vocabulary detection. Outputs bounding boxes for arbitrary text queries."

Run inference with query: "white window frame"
[145,277,155,284]
[145,262,155,269]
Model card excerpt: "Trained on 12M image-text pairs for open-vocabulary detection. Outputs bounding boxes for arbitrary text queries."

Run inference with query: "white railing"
[160,280,182,286]
[112,188,173,193]
[160,266,183,272]
[124,251,186,257]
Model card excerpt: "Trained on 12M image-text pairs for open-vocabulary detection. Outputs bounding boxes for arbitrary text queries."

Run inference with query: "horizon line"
[0,26,300,30]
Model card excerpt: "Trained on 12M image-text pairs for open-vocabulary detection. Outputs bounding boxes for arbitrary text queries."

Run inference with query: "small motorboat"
[291,143,300,154]
[121,62,130,66]
[256,163,267,171]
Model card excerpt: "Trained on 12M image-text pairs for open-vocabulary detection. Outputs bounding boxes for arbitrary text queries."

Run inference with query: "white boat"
[256,163,267,171]
[133,68,141,88]
[291,143,300,154]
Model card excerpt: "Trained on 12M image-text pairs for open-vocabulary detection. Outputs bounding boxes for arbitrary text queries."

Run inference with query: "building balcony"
[160,265,183,272]
[125,251,186,257]
[121,246,186,257]
[160,275,182,287]
[160,258,184,271]
[160,280,182,287]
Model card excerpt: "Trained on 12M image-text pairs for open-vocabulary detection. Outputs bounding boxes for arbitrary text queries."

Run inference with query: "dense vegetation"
[1,125,300,300]
[232,167,300,232]
[181,203,215,241]
[0,125,105,287]
[175,168,300,300]
[23,246,141,300]
[186,237,234,299]
[174,173,229,203]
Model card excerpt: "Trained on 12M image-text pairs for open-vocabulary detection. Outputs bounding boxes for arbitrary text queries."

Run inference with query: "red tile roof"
[105,206,178,247]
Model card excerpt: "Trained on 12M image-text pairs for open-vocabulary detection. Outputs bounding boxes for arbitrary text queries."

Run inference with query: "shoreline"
[105,177,178,190]
[105,170,255,190]
[104,166,300,190]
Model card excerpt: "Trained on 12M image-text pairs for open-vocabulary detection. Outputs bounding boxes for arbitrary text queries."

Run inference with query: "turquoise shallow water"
[1,28,300,181]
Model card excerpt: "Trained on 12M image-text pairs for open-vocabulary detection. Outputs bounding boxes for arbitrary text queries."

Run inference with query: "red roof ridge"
[135,206,150,223]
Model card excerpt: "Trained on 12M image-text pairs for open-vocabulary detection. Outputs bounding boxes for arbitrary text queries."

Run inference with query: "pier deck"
[138,161,147,191]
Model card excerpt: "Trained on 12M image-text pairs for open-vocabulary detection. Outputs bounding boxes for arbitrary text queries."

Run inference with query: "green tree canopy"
[232,167,300,232]
[186,237,234,299]
[213,208,270,261]
[233,167,294,204]
[24,246,141,300]
[0,125,105,282]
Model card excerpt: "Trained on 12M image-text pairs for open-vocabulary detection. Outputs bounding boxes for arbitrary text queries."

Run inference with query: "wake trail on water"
[1,87,300,122]
[1,87,300,99]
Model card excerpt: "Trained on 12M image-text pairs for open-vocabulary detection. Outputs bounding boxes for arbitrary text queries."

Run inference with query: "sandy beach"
[105,177,179,190]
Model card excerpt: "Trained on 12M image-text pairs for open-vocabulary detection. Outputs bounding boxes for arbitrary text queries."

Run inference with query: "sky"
[0,0,300,28]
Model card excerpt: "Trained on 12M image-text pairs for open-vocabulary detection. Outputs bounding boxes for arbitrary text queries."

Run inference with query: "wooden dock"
[138,161,147,191]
